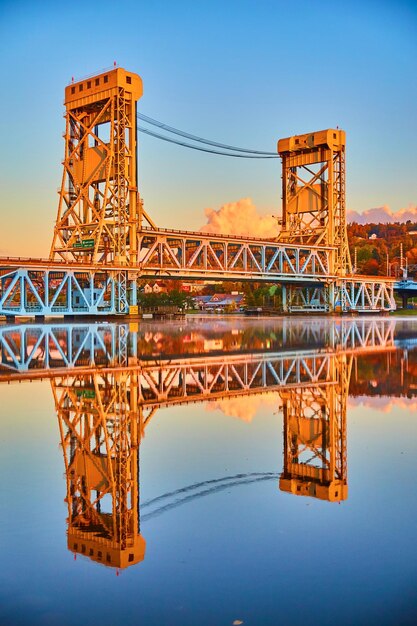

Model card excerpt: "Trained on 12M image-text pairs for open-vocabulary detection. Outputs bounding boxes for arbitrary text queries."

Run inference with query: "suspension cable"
[138,126,280,159]
[137,112,278,156]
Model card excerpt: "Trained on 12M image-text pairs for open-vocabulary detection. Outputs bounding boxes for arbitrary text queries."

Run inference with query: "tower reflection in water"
[54,372,146,569]
[280,355,349,502]
[0,318,405,569]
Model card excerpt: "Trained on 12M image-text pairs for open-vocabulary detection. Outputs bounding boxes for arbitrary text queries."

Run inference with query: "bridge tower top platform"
[50,67,143,265]
[64,67,143,107]
[277,128,351,276]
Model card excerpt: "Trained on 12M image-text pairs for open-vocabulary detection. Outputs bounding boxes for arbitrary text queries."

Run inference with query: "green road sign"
[73,239,95,249]
[75,388,96,399]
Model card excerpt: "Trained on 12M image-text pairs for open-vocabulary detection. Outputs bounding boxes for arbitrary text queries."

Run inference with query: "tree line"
[348,221,417,276]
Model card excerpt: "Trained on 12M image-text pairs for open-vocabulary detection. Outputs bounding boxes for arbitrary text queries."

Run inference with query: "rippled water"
[1,316,417,625]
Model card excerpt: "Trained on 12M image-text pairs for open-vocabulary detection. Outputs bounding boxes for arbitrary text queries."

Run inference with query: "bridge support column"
[286,285,329,314]
[127,272,139,315]
[282,285,288,313]
[131,279,138,307]
[328,283,335,313]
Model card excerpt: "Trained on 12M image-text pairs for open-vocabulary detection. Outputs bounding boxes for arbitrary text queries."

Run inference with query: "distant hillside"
[347,221,417,276]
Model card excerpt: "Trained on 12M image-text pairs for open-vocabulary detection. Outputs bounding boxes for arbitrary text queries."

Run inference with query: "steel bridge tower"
[277,129,351,276]
[50,67,143,265]
[276,130,355,312]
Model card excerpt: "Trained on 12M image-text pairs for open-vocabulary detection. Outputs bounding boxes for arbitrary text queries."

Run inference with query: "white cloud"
[200,197,277,238]
[200,198,417,235]
[347,204,417,224]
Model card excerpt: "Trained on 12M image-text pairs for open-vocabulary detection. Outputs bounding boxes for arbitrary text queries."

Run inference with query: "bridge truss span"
[138,227,333,282]
[285,277,396,313]
[0,247,395,318]
[338,278,395,313]
[0,266,130,317]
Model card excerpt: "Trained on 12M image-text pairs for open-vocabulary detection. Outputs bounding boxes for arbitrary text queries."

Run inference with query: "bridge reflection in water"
[1,318,415,570]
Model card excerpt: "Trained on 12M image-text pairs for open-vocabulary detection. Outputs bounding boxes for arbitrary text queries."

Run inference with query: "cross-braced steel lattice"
[277,129,351,277]
[50,68,143,265]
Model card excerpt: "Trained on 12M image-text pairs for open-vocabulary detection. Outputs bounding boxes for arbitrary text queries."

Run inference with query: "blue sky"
[0,0,416,255]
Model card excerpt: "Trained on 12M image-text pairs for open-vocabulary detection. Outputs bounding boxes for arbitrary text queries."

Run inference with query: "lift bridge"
[0,318,398,568]
[0,67,395,318]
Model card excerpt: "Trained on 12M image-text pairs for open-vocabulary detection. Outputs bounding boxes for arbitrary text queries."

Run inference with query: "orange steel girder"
[50,68,143,265]
[277,129,352,276]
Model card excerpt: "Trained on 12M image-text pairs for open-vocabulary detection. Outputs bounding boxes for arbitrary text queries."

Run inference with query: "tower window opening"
[79,84,83,92]
[95,78,100,86]
[104,75,108,84]
[128,553,134,562]
[87,81,91,89]
[126,76,132,84]
[71,86,75,95]
[97,121,111,144]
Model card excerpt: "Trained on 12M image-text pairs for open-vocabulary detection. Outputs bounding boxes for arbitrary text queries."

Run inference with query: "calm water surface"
[1,316,417,626]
